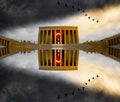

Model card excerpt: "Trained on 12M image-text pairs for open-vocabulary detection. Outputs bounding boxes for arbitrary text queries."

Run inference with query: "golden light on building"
[107,47,120,62]
[82,34,120,62]
[105,34,120,46]
[100,34,120,62]
[38,49,79,70]
[38,26,79,44]
[0,36,18,59]
[38,26,79,70]
[0,36,35,59]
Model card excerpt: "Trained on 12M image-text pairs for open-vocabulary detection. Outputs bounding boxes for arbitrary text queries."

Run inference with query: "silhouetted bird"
[97,75,99,77]
[82,10,85,12]
[57,95,60,99]
[92,19,94,21]
[92,77,94,79]
[85,83,87,85]
[97,20,99,23]
[72,6,74,9]
[72,91,74,95]
[85,14,87,16]
[65,93,68,98]
[88,17,90,19]
[65,3,68,7]
[82,87,85,91]
[88,79,90,82]
[57,1,60,6]
[78,88,80,91]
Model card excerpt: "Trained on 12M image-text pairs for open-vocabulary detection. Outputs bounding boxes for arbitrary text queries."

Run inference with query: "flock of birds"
[57,1,99,23]
[56,1,100,100]
[57,74,99,100]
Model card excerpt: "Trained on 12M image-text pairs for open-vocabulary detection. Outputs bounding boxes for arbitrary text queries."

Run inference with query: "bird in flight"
[97,75,99,77]
[82,10,85,12]
[72,6,75,9]
[57,1,60,6]
[85,83,87,85]
[65,93,68,98]
[96,20,99,23]
[78,88,80,91]
[72,91,74,95]
[82,87,85,91]
[65,3,68,7]
[57,95,60,99]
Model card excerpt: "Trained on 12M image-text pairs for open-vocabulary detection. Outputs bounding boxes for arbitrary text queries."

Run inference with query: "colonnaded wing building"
[0,36,35,59]
[38,26,79,70]
[82,34,120,62]
[0,36,16,59]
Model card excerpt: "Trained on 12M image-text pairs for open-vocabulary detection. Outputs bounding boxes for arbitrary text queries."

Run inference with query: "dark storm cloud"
[0,63,120,102]
[0,0,120,31]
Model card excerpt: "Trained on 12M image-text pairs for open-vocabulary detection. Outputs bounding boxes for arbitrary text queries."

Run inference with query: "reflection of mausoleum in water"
[38,50,79,70]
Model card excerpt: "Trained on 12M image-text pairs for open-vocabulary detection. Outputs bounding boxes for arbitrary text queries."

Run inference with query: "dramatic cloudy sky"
[0,0,120,102]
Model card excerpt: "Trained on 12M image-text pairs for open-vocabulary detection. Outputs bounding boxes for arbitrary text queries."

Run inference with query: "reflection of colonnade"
[108,47,120,62]
[0,38,10,46]
[38,50,79,70]
[0,47,10,58]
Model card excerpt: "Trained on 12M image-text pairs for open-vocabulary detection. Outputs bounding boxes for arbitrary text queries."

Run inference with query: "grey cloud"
[0,0,120,31]
[0,64,120,102]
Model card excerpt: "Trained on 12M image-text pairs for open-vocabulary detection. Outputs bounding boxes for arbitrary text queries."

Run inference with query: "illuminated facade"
[0,26,120,70]
[38,26,79,44]
[38,26,79,70]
